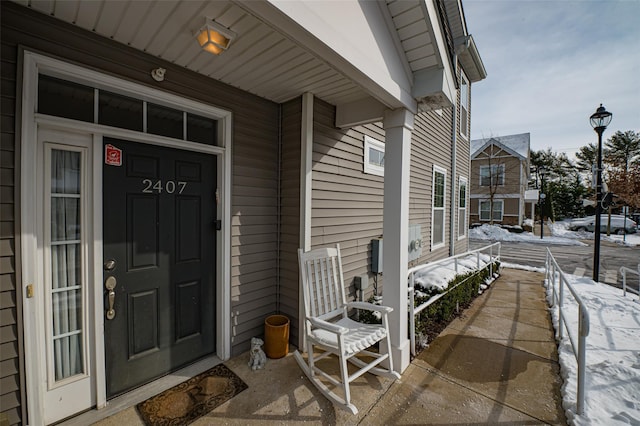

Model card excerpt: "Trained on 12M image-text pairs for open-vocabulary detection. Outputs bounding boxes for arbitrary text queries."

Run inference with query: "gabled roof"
[471,133,531,160]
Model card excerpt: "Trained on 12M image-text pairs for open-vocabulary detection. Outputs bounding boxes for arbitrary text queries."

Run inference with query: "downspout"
[449,53,459,256]
[276,104,282,312]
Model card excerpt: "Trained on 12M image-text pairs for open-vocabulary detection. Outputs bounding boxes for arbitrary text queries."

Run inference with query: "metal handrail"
[620,264,640,301]
[408,242,501,356]
[544,248,590,415]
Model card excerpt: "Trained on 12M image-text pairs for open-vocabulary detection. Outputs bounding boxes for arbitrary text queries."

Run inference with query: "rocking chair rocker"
[294,244,400,414]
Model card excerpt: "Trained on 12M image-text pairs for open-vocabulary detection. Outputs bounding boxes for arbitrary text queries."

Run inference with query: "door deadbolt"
[104,259,116,271]
[105,276,117,320]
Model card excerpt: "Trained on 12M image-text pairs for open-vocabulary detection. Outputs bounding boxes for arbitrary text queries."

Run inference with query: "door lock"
[104,259,116,271]
[105,276,117,320]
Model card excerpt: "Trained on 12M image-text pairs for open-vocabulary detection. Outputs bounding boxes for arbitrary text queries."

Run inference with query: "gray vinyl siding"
[278,97,302,344]
[0,22,23,425]
[311,98,385,300]
[410,109,453,266]
[2,0,280,382]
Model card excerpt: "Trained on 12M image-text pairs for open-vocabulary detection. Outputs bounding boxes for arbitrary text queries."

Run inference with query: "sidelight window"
[47,147,87,382]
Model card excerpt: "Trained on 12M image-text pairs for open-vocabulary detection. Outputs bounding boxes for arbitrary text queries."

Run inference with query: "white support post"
[382,108,414,374]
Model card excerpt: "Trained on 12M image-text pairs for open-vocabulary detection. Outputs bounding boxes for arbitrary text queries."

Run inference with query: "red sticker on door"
[105,144,122,166]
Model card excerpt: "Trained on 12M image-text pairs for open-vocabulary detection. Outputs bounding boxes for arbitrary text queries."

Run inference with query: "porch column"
[382,108,414,374]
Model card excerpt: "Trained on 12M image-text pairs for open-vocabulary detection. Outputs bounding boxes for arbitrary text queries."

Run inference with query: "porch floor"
[88,268,566,425]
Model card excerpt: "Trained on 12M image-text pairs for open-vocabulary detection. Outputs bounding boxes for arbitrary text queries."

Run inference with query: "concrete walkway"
[93,268,566,425]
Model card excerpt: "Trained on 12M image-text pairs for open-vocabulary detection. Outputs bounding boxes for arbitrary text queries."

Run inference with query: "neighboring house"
[469,133,531,226]
[0,1,485,424]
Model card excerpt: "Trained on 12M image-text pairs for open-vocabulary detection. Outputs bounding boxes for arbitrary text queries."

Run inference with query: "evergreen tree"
[604,130,640,170]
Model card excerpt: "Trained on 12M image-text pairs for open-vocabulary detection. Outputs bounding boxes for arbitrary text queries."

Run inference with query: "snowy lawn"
[469,223,587,246]
[550,220,640,247]
[546,272,640,425]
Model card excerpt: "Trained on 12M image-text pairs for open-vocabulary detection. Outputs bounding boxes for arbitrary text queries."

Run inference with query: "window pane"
[492,201,503,220]
[433,210,444,245]
[148,103,183,139]
[52,150,80,194]
[480,201,490,220]
[434,172,445,207]
[99,90,143,131]
[458,208,466,236]
[38,74,94,123]
[480,167,490,186]
[459,183,466,208]
[369,147,384,167]
[187,113,218,146]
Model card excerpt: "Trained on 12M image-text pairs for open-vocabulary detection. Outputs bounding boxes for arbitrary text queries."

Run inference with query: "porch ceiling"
[13,0,450,110]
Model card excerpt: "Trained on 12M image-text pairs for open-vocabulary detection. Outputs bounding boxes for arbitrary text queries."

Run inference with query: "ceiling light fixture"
[196,18,236,55]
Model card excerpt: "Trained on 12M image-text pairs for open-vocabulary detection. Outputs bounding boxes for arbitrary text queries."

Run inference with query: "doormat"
[136,364,248,425]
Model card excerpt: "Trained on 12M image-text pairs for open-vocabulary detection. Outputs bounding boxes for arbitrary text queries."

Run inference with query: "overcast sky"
[463,0,640,159]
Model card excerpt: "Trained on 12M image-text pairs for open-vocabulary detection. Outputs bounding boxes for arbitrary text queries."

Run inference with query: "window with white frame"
[46,144,89,382]
[458,176,467,238]
[479,164,505,186]
[459,73,470,139]
[432,166,447,248]
[480,199,503,221]
[364,136,385,176]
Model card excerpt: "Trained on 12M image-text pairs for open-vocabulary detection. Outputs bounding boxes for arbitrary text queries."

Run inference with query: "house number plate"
[142,179,187,194]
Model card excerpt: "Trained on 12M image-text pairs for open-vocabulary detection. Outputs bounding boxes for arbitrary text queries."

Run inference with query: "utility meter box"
[408,224,422,262]
[371,238,383,273]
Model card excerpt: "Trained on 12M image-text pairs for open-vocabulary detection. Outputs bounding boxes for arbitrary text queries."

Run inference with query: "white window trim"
[431,165,447,250]
[479,199,504,222]
[459,71,470,140]
[479,164,505,186]
[363,135,385,177]
[458,176,468,240]
[21,51,233,424]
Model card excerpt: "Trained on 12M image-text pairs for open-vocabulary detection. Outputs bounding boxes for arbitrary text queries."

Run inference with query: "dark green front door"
[103,138,216,397]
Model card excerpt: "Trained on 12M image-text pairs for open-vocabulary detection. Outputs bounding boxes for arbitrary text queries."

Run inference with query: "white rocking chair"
[294,244,400,414]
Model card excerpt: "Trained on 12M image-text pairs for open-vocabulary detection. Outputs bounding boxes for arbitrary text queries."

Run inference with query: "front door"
[103,138,216,397]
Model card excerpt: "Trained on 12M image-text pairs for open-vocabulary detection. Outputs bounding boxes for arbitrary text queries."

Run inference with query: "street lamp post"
[539,166,546,239]
[590,104,613,282]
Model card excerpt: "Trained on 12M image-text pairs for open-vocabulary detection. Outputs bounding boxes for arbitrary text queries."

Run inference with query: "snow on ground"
[409,252,495,294]
[550,220,640,247]
[469,223,587,246]
[545,272,640,425]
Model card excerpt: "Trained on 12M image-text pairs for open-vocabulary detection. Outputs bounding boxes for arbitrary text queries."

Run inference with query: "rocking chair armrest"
[308,317,348,335]
[346,301,393,314]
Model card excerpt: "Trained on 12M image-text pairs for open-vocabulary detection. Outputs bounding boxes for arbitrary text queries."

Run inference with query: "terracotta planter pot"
[264,314,290,359]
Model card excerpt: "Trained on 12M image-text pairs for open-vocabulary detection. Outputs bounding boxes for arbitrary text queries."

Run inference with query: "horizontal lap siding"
[311,98,384,299]
[230,106,279,354]
[0,23,22,425]
[410,109,453,266]
[2,1,280,369]
[279,98,302,344]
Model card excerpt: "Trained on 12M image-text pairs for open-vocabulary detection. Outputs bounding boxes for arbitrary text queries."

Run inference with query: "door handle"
[105,276,117,320]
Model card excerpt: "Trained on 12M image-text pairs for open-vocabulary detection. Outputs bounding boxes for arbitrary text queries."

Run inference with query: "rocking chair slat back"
[299,245,346,320]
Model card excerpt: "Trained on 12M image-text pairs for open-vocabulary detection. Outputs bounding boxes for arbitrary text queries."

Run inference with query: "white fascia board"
[335,96,387,128]
[252,0,415,112]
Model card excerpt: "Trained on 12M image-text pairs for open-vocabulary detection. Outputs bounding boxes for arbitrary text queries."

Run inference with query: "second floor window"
[460,73,469,139]
[479,164,505,186]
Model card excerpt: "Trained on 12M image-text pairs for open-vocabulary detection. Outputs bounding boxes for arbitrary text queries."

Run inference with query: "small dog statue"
[248,337,266,371]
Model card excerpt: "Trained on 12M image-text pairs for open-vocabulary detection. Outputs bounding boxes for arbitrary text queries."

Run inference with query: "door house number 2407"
[141,179,187,194]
